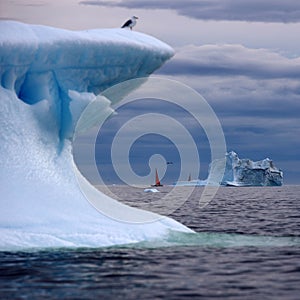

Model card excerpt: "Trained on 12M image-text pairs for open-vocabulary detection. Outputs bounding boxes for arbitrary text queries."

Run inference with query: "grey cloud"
[159,44,300,79]
[154,45,300,121]
[80,0,300,23]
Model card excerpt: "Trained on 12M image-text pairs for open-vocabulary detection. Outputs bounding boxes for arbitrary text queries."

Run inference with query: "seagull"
[121,16,138,30]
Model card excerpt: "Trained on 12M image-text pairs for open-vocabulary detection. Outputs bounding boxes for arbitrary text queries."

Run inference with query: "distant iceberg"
[211,151,283,186]
[0,21,193,250]
[173,151,283,187]
[144,188,160,193]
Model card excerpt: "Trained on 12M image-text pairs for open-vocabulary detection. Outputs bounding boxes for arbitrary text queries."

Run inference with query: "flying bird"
[121,16,138,30]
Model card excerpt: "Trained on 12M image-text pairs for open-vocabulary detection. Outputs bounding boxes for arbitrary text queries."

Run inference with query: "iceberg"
[173,151,283,187]
[210,151,283,186]
[0,21,193,250]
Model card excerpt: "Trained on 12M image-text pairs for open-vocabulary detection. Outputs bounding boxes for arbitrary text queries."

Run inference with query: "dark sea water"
[1,185,300,299]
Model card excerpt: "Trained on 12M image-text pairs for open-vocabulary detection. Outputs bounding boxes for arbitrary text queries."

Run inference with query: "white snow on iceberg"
[0,21,193,250]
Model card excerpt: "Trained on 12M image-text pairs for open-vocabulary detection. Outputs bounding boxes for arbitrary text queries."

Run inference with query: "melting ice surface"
[0,21,195,250]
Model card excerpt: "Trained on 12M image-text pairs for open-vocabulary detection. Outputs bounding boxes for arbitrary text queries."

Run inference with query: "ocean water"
[1,185,300,299]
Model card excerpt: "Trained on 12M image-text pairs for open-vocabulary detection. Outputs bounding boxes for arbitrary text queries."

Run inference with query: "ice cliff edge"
[0,21,174,139]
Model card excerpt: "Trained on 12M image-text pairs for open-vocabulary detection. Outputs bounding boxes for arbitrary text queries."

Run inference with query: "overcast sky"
[1,0,299,183]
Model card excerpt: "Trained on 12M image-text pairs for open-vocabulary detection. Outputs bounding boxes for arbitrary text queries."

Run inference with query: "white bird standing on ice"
[121,16,138,30]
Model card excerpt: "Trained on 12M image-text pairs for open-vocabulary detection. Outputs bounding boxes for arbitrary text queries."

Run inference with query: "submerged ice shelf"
[0,21,193,250]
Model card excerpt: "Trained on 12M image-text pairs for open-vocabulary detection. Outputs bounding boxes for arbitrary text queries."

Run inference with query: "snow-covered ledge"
[0,21,174,139]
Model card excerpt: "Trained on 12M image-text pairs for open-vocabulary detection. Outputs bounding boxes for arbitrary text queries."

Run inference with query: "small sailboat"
[151,168,163,187]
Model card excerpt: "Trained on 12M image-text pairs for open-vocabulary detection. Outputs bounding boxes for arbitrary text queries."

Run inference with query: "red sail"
[155,169,161,185]
[152,168,163,187]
